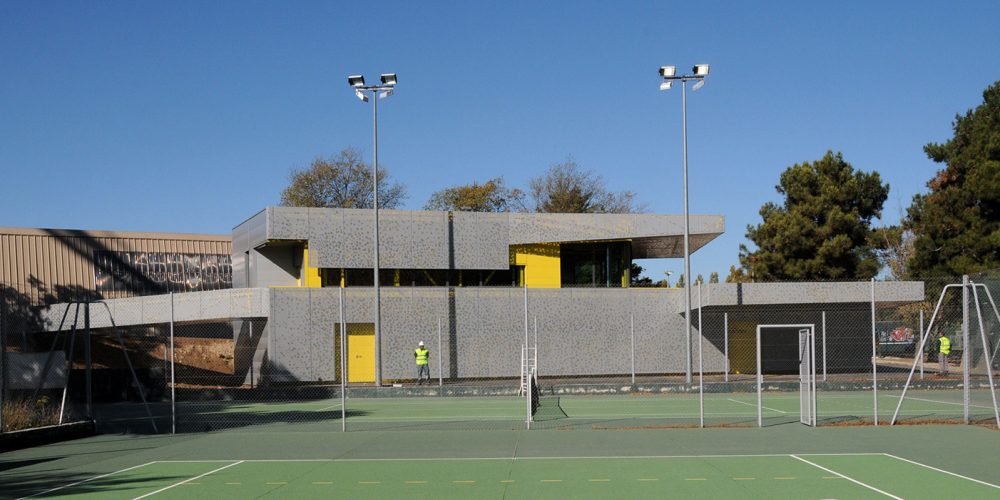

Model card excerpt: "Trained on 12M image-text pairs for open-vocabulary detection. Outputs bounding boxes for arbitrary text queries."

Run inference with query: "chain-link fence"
[3,274,998,435]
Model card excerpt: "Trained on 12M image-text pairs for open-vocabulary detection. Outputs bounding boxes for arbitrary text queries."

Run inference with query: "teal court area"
[92,388,1000,432]
[4,424,1000,499]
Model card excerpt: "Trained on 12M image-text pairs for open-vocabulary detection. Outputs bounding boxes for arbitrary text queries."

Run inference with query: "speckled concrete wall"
[264,287,720,382]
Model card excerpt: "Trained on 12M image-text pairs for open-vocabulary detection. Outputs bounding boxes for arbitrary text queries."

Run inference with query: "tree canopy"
[424,177,525,212]
[280,148,407,209]
[906,80,1000,276]
[738,151,889,280]
[529,159,646,213]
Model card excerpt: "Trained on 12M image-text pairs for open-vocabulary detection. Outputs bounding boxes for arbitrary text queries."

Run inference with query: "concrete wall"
[264,287,723,382]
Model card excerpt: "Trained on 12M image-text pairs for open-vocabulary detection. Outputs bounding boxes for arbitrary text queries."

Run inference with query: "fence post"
[822,311,827,382]
[723,312,728,382]
[871,278,878,426]
[962,275,970,424]
[339,287,346,432]
[524,285,530,430]
[1,294,5,433]
[697,282,704,428]
[84,302,92,420]
[437,317,443,389]
[170,292,176,435]
[918,308,924,380]
[630,312,635,385]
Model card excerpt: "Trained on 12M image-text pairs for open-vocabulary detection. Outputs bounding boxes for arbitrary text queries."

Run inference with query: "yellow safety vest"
[939,336,951,355]
[415,347,429,365]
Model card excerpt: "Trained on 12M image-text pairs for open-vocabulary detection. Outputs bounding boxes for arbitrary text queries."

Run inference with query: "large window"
[325,268,517,287]
[560,242,628,288]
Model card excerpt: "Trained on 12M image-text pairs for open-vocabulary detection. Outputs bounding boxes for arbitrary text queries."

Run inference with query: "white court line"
[885,394,998,410]
[17,462,158,500]
[882,453,1000,489]
[314,405,342,412]
[153,452,886,464]
[727,398,787,414]
[132,460,245,499]
[790,455,902,499]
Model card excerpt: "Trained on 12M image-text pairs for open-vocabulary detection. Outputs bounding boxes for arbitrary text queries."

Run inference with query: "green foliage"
[629,262,654,286]
[725,265,750,283]
[674,274,685,288]
[739,151,888,280]
[709,272,719,284]
[424,177,525,212]
[529,159,645,213]
[280,147,406,208]
[906,81,1000,276]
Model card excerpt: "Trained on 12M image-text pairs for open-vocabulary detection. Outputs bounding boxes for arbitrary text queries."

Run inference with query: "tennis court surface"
[4,424,999,499]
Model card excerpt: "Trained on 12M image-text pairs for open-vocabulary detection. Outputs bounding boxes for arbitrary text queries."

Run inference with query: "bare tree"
[280,147,406,208]
[529,159,646,213]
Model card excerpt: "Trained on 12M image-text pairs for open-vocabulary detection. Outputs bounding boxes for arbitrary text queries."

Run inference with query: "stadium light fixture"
[657,63,710,385]
[345,72,398,386]
[348,75,366,87]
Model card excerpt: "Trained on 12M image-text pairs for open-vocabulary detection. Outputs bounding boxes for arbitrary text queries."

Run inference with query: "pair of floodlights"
[659,64,710,91]
[347,73,397,102]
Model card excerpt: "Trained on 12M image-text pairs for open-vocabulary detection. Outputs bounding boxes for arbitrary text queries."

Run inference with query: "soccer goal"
[756,324,817,427]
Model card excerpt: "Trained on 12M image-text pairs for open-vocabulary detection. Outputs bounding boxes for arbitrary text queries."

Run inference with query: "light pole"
[347,72,397,386]
[659,64,709,385]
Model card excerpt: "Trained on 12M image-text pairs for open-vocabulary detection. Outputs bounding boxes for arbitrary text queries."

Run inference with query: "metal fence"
[2,274,998,435]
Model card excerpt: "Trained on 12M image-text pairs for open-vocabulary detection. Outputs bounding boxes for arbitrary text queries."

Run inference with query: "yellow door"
[347,323,376,383]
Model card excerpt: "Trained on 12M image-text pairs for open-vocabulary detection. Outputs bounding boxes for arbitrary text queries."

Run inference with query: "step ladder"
[518,344,537,396]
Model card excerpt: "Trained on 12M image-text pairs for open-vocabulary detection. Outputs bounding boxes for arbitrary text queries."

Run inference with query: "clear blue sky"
[2,1,999,281]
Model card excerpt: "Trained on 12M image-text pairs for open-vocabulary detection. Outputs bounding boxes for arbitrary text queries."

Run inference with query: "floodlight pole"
[349,75,396,386]
[660,66,708,384]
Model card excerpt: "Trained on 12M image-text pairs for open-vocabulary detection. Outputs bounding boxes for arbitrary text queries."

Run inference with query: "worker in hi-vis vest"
[937,331,951,376]
[415,341,430,385]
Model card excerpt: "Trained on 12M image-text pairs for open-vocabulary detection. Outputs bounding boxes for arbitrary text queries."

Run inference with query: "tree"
[674,274,685,289]
[725,265,750,283]
[871,225,916,280]
[424,177,525,212]
[906,81,1000,276]
[629,262,653,286]
[694,274,704,285]
[739,151,889,280]
[280,147,406,208]
[709,272,719,284]
[529,159,646,213]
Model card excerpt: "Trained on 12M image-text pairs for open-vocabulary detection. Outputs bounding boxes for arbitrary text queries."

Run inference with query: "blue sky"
[2,1,999,281]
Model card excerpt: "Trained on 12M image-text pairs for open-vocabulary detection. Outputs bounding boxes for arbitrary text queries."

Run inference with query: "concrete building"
[21,207,923,388]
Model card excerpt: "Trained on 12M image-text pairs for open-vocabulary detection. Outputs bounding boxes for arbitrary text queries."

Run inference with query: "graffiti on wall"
[94,251,232,294]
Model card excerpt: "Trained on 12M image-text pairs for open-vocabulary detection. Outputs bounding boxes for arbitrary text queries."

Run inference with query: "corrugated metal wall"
[0,227,231,305]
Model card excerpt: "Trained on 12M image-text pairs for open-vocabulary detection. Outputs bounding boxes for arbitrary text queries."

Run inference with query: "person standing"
[415,341,430,385]
[937,331,951,376]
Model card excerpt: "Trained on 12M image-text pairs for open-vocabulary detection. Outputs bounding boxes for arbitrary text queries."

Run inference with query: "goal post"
[756,324,817,427]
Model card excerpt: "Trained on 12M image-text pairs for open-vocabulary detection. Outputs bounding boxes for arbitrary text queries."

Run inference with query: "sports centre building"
[2,207,923,388]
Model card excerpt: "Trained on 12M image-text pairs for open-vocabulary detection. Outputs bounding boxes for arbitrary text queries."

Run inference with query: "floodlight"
[379,89,393,99]
[348,75,366,87]
[355,89,369,102]
[692,79,705,91]
[380,73,397,86]
[659,66,677,77]
[693,64,710,76]
[659,81,673,91]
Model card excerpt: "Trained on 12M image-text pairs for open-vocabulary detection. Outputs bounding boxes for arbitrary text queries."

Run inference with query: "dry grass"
[2,395,69,432]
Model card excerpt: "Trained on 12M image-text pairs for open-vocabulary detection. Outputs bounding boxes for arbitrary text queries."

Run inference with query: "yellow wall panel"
[301,246,322,288]
[510,244,561,288]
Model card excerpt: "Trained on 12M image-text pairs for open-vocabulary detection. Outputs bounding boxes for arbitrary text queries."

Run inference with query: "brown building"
[0,227,232,306]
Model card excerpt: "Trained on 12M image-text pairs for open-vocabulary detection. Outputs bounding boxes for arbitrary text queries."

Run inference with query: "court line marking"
[17,461,157,500]
[314,405,342,412]
[727,398,787,414]
[133,460,245,500]
[790,455,901,499]
[884,394,998,410]
[152,453,886,463]
[882,453,1000,489]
